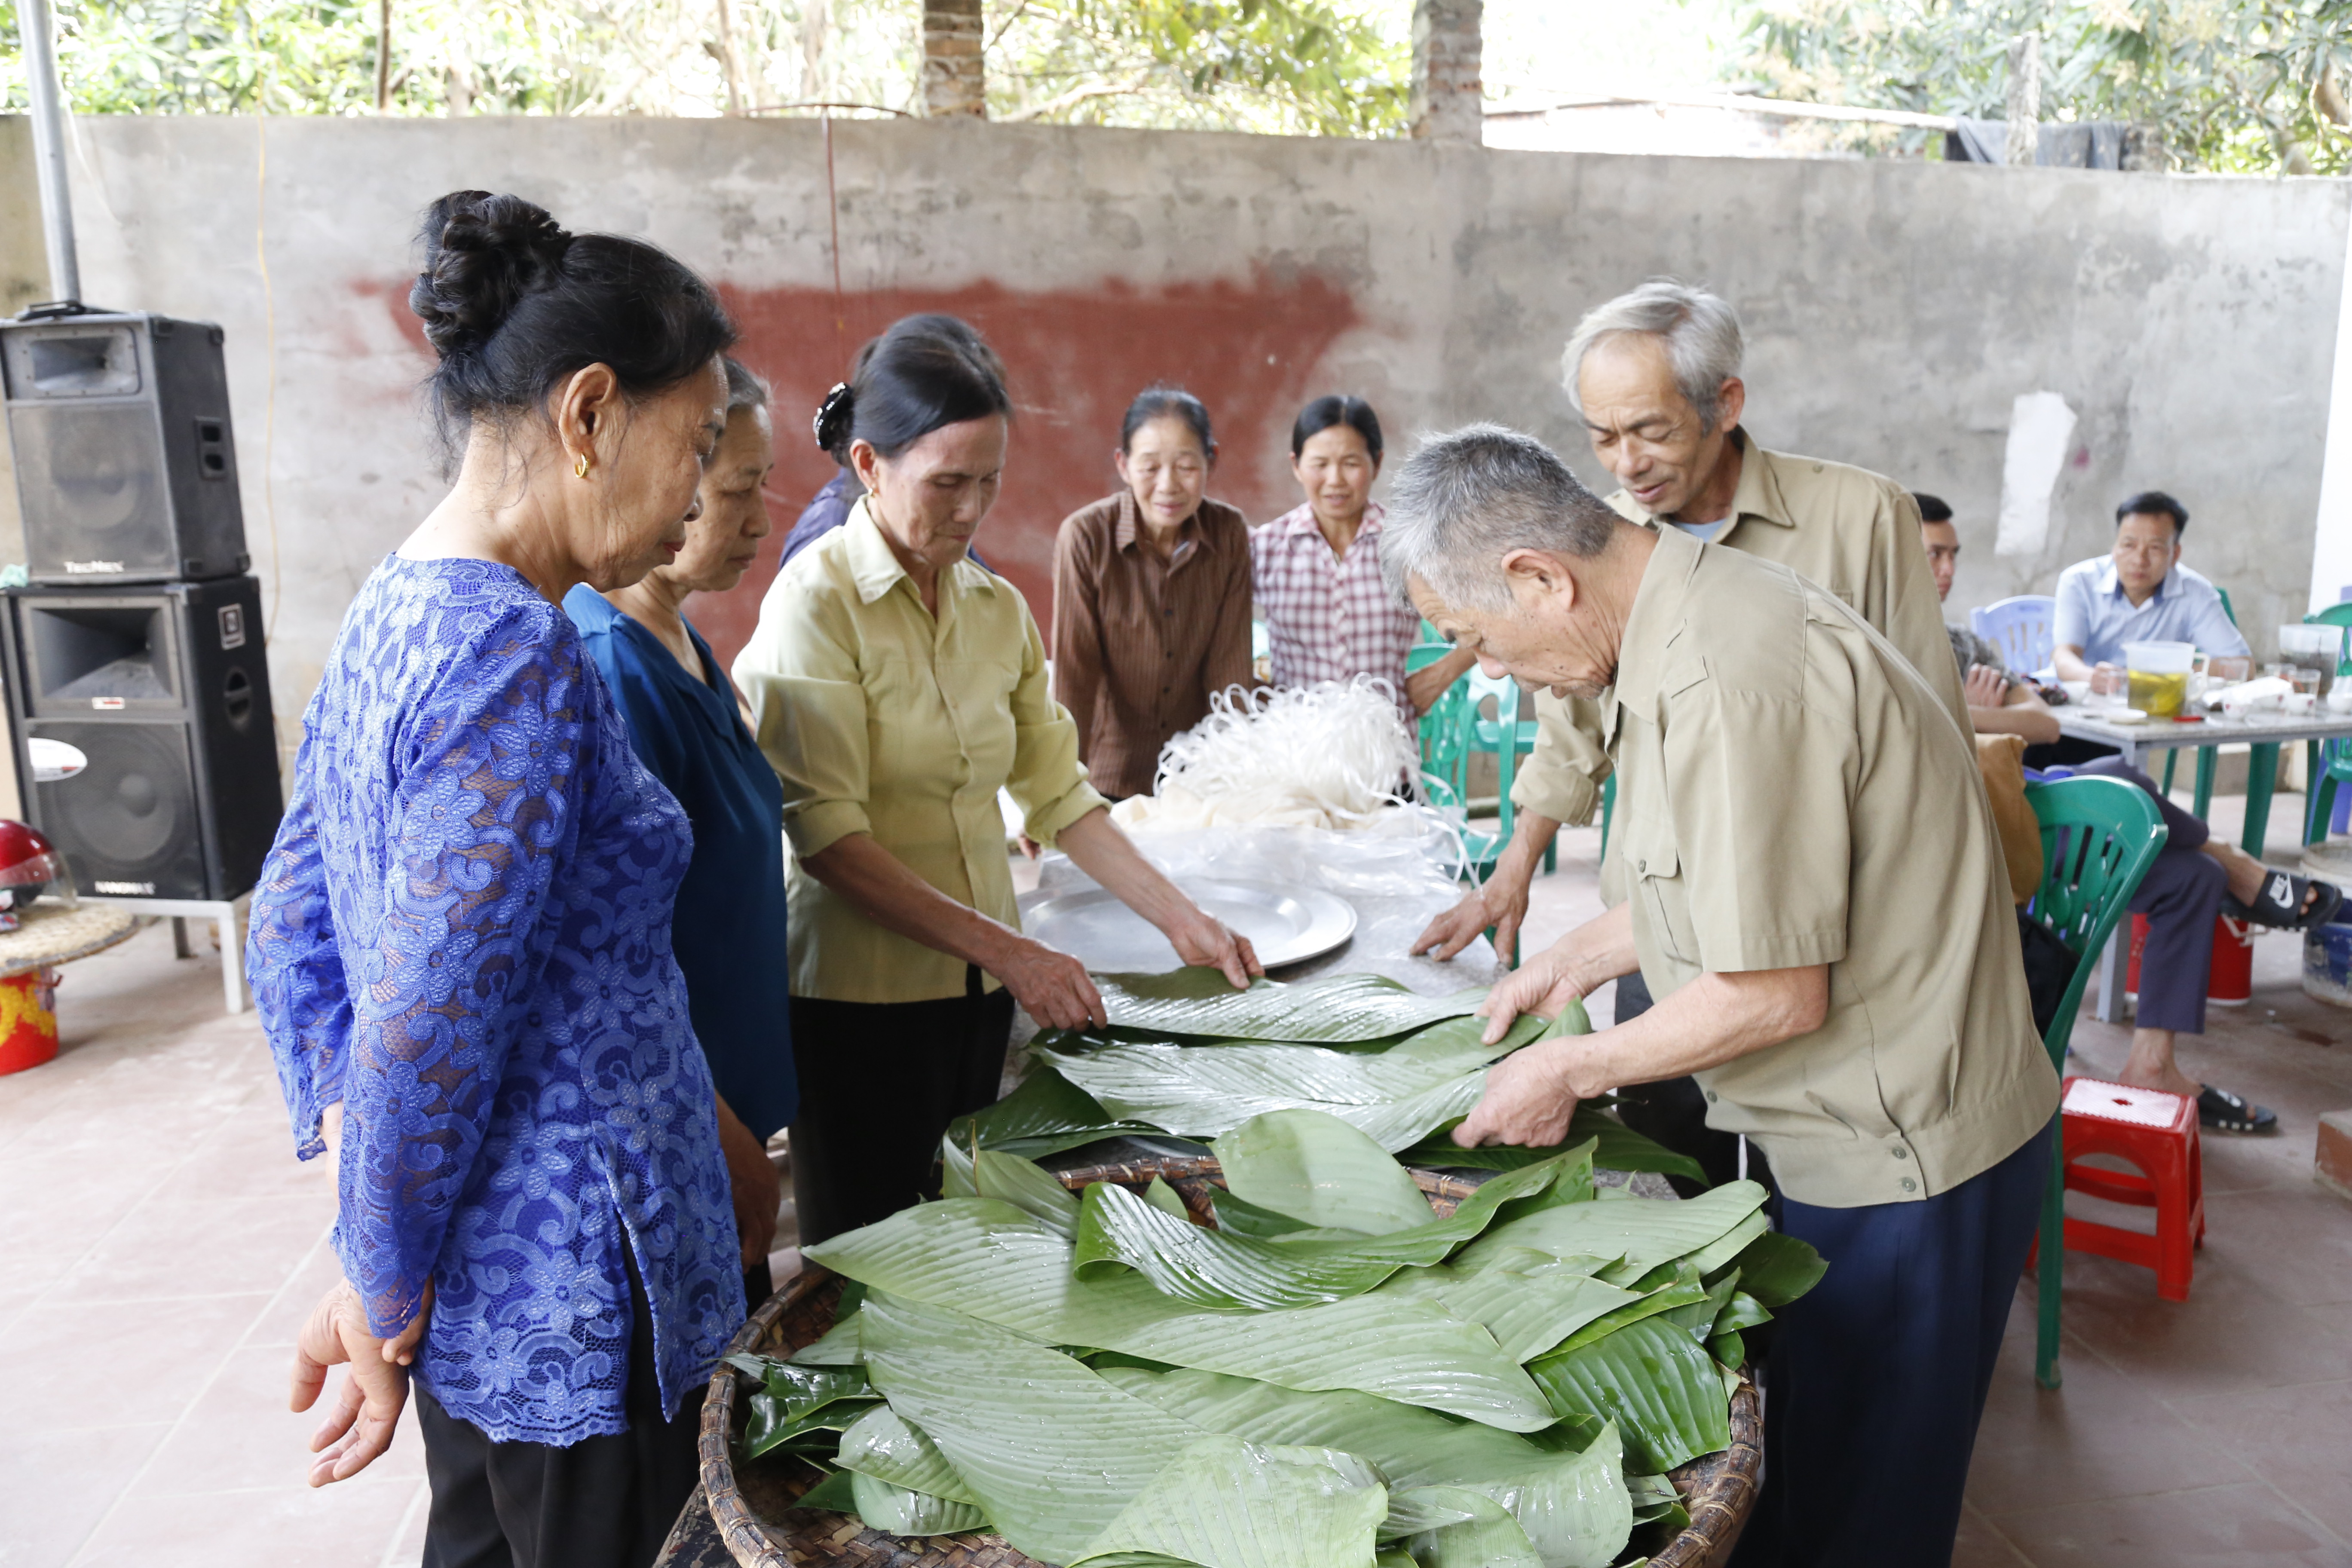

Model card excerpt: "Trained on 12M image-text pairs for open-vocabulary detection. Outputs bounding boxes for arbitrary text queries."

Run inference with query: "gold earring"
[574,453,591,478]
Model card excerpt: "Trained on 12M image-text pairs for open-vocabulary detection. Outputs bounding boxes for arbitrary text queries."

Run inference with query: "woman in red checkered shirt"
[1250,397,1478,735]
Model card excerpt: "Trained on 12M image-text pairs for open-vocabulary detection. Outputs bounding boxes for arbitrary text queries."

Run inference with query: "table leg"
[2242,742,2281,857]
[2193,746,2217,821]
[216,906,245,1014]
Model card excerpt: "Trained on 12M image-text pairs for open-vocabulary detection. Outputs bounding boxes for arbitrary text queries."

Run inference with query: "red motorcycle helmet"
[0,821,64,912]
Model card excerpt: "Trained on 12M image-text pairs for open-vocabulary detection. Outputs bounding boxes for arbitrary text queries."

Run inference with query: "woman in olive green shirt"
[735,314,1258,1243]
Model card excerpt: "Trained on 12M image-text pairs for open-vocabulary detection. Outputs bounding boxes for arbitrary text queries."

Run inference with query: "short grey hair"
[1561,279,1745,433]
[723,356,770,413]
[1382,424,1624,614]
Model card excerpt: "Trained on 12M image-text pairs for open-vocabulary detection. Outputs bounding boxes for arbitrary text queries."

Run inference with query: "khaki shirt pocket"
[1626,825,1700,967]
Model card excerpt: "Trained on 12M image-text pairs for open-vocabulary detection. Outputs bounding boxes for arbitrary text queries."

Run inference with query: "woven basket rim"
[698,1153,1761,1568]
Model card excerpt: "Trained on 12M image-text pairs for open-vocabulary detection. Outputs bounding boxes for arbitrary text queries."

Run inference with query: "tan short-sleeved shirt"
[734,497,1108,1004]
[1513,437,1970,828]
[1607,527,2057,1208]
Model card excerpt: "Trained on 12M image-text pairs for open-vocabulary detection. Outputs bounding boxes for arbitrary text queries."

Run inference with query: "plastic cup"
[2125,640,2195,718]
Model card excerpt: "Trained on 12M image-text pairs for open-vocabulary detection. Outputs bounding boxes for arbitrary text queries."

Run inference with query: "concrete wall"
[5,113,2345,768]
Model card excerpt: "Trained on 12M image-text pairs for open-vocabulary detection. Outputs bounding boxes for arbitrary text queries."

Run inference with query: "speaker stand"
[79,893,248,1014]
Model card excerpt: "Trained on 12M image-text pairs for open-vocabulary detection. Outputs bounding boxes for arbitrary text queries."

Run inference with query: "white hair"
[1561,279,1745,433]
[1382,424,1623,615]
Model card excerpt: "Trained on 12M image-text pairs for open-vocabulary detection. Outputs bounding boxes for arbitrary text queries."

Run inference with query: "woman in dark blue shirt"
[566,358,796,1301]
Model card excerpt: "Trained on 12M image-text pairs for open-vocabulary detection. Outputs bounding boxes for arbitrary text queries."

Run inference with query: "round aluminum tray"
[1019,878,1357,971]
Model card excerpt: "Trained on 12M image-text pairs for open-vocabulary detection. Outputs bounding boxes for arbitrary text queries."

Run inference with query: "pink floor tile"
[0,1424,172,1568]
[67,1474,425,1568]
[0,1293,269,1432]
[129,1344,429,1500]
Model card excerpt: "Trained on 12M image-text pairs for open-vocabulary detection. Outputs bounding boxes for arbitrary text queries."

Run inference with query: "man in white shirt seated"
[2054,490,2249,683]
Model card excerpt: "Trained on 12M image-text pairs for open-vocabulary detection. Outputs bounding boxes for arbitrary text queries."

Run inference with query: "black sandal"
[2198,1084,2278,1135]
[2223,870,2343,932]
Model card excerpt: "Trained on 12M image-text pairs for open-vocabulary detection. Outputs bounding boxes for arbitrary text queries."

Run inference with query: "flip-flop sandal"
[2223,870,2344,932]
[2198,1084,2278,1134]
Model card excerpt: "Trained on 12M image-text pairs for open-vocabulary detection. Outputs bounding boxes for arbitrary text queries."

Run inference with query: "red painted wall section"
[692,273,1364,672]
[362,271,1365,674]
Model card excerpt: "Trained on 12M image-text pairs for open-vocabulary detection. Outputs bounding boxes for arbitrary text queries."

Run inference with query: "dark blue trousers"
[1730,1123,2052,1568]
[2075,758,2226,1035]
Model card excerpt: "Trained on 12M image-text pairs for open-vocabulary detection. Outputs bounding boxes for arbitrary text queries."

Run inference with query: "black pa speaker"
[1,311,251,585]
[0,577,282,900]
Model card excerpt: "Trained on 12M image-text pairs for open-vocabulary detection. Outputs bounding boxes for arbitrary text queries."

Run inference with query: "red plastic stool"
[2057,1075,2205,1302]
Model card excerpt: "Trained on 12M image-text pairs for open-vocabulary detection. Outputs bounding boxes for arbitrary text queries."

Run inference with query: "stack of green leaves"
[734,1104,1824,1568]
[947,969,1707,1186]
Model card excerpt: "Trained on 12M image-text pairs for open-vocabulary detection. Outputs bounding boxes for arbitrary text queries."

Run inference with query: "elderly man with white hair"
[1413,278,1968,1194]
[1389,423,2055,1568]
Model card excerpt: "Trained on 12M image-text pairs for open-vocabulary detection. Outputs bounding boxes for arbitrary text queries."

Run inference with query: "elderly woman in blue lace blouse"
[247,192,744,1568]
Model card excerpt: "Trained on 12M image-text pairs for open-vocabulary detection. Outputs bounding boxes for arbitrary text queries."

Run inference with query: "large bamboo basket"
[698,1153,1762,1568]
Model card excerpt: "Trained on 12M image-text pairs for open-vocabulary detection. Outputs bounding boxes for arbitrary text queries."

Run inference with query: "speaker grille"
[7,403,173,574]
[31,721,205,899]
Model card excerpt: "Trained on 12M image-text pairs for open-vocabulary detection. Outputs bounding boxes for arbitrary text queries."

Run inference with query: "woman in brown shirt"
[1051,386,1254,799]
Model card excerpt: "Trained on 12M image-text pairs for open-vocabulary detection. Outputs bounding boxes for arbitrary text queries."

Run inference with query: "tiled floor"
[1,790,2347,1566]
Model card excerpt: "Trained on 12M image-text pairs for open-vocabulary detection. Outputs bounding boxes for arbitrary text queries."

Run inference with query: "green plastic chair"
[2020,776,2169,1390]
[2303,606,2352,842]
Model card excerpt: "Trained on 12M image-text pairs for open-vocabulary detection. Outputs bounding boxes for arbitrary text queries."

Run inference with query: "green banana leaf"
[849,1471,989,1537]
[806,1197,1555,1430]
[1044,1030,1526,1152]
[1071,1149,1590,1312]
[1142,1176,1194,1220]
[1100,1366,1634,1568]
[1095,970,1487,1041]
[1454,1181,1769,1278]
[723,1355,869,1420]
[742,1392,883,1460]
[949,1066,1182,1161]
[1718,1230,1828,1308]
[1625,1473,1681,1524]
[1207,1187,1368,1242]
[1680,1211,1770,1279]
[859,1293,1210,1563]
[1661,1270,1742,1345]
[833,1402,979,1503]
[1375,1262,1642,1364]
[1400,1106,1706,1185]
[794,1467,862,1513]
[1536,1270,1709,1361]
[1712,1291,1772,1339]
[1527,1319,1732,1474]
[1393,1485,1545,1568]
[1213,1109,1436,1234]
[1069,1436,1389,1568]
[1380,1489,1479,1534]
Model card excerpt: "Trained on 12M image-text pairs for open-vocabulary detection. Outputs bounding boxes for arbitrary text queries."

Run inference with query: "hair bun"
[814,382,856,457]
[408,190,575,361]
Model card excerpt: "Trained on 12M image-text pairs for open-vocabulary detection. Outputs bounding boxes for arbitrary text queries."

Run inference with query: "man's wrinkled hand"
[1453,1044,1579,1148]
[1411,886,1494,962]
[1474,949,1583,1044]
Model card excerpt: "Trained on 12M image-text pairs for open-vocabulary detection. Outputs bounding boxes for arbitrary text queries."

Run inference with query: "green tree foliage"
[985,0,1408,135]
[1731,0,2352,172]
[1,0,1407,132]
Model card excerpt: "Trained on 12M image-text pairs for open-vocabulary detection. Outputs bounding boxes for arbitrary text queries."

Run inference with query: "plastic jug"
[2124,640,2195,718]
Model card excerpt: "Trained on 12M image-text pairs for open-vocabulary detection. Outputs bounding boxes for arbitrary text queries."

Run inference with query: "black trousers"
[788,965,1016,1246]
[418,1259,703,1568]
[1607,970,1776,1200]
[1730,1125,2051,1568]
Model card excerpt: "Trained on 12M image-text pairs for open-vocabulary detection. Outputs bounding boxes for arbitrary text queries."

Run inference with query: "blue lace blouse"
[248,556,746,1446]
